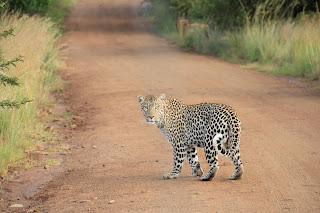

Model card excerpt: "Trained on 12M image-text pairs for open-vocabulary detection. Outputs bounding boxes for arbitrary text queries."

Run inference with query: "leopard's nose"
[148,116,154,120]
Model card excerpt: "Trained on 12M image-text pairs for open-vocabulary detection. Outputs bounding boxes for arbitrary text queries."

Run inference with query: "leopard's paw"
[191,167,203,177]
[163,173,179,179]
[200,172,215,181]
[200,167,219,181]
[230,165,244,180]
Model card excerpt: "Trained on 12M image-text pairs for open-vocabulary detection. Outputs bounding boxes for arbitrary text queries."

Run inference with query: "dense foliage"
[5,0,51,15]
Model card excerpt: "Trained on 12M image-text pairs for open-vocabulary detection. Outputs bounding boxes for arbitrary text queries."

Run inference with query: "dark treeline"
[4,0,51,15]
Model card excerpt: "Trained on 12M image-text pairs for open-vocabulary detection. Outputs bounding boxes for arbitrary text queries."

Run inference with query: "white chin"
[147,120,156,125]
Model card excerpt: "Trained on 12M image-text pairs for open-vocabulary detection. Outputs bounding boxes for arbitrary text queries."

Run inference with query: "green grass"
[0,12,63,177]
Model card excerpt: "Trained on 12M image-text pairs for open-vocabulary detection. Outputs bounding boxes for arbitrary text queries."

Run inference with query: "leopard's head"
[137,94,165,126]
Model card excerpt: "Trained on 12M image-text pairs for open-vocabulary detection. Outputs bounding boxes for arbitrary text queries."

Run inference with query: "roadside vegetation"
[0,0,75,177]
[144,0,320,85]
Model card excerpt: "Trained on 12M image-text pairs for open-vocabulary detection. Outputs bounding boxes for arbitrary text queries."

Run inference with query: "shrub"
[144,0,178,34]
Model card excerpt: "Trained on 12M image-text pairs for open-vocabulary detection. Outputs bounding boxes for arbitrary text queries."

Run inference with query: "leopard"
[137,94,244,181]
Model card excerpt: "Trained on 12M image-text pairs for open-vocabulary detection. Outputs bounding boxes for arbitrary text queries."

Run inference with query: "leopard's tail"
[228,117,241,153]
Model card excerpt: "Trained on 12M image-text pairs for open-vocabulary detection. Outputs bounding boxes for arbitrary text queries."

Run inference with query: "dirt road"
[23,0,320,212]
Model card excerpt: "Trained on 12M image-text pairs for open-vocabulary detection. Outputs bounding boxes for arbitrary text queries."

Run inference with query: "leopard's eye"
[142,105,148,111]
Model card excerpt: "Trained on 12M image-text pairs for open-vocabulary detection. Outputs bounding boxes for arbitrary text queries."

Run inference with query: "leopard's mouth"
[146,118,158,124]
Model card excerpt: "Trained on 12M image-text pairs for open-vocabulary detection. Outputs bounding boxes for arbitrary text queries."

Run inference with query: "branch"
[0,72,20,86]
[0,55,24,71]
[0,28,14,40]
[0,98,33,109]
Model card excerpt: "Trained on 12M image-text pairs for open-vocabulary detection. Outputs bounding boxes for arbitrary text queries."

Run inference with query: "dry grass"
[281,14,320,80]
[0,12,62,177]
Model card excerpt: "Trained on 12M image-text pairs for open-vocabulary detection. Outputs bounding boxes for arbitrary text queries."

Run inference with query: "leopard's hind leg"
[230,148,244,180]
[200,135,220,181]
[215,134,244,180]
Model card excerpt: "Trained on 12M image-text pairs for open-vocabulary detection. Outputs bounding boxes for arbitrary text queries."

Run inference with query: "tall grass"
[280,15,320,80]
[227,11,320,81]
[0,13,62,177]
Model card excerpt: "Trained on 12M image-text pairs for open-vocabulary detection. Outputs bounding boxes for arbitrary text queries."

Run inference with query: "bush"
[46,0,75,25]
[6,0,50,16]
[144,0,178,33]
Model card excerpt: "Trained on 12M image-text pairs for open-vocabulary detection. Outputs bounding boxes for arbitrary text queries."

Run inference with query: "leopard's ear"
[137,95,144,103]
[159,94,165,100]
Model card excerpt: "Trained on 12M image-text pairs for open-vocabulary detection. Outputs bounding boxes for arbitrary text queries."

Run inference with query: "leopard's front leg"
[186,146,203,177]
[163,139,186,179]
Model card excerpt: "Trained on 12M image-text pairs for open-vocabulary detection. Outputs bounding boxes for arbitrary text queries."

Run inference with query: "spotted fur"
[137,94,244,181]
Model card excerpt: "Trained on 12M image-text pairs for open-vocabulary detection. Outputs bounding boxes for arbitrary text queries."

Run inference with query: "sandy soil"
[2,0,320,212]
